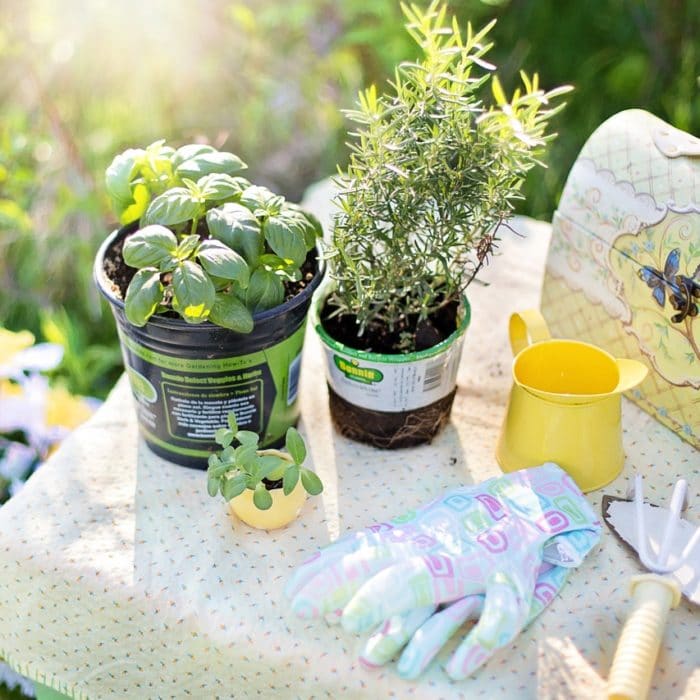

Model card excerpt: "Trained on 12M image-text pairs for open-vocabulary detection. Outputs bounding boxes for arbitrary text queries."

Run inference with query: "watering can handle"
[509,310,551,356]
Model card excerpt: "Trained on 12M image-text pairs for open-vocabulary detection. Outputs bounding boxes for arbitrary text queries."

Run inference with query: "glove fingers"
[341,555,483,634]
[397,595,484,680]
[526,563,568,625]
[359,606,436,669]
[445,573,528,680]
[290,544,404,619]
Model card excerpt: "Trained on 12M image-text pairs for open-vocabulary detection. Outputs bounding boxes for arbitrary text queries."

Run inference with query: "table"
[1,184,698,699]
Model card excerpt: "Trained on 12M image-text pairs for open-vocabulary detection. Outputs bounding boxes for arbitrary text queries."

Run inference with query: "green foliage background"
[0,0,697,399]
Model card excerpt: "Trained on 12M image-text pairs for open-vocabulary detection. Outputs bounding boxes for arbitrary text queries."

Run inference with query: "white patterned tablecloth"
[0,185,698,699]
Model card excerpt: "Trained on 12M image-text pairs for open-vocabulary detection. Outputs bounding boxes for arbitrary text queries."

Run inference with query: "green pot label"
[320,335,465,412]
[333,356,384,384]
[117,323,306,460]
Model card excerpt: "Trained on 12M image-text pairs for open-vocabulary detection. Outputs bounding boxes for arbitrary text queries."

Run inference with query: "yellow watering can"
[496,310,648,492]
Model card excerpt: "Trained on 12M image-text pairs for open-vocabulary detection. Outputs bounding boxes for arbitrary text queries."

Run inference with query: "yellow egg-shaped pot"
[229,480,307,530]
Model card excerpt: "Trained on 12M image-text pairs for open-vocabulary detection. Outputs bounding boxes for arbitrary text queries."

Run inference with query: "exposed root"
[327,386,457,449]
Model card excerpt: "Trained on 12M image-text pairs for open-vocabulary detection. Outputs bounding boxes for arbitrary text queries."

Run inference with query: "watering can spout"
[614,358,648,394]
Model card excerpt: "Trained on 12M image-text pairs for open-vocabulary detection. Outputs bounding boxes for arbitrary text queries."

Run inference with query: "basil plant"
[104,141,321,332]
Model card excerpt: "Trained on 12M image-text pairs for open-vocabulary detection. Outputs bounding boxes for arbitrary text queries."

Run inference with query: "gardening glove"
[357,562,568,679]
[285,463,601,679]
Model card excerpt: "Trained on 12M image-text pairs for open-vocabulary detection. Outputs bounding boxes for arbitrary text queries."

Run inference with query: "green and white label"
[333,356,384,384]
[118,321,307,459]
[321,336,465,412]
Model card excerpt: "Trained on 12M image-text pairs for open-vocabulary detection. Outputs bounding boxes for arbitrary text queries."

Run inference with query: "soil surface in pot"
[320,298,459,354]
[103,230,318,309]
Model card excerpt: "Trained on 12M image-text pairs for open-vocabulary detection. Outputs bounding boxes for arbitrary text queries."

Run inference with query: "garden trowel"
[602,476,699,700]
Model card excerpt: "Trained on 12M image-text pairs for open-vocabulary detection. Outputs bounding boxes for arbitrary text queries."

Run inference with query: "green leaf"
[198,173,247,202]
[227,412,238,432]
[208,461,230,479]
[264,216,307,267]
[300,468,323,496]
[176,150,247,179]
[281,204,321,249]
[171,144,216,167]
[222,474,248,501]
[286,206,323,249]
[105,148,144,209]
[258,455,287,481]
[207,476,220,498]
[122,225,178,268]
[245,268,285,312]
[176,234,201,260]
[119,183,150,225]
[253,483,273,510]
[235,442,258,470]
[235,430,259,447]
[171,261,215,323]
[285,427,306,465]
[209,292,254,333]
[124,268,163,326]
[206,203,262,266]
[197,240,250,286]
[239,185,279,213]
[283,465,299,495]
[215,427,234,447]
[142,188,202,226]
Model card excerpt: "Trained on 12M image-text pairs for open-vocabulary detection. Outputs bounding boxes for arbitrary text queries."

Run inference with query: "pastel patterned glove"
[286,463,601,679]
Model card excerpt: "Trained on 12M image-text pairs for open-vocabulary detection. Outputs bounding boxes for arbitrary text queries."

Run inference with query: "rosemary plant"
[326,1,571,348]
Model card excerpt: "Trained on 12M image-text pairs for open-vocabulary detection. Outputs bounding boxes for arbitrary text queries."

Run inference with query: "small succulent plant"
[206,411,323,511]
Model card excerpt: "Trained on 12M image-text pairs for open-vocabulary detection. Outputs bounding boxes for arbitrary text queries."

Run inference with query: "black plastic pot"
[95,224,324,468]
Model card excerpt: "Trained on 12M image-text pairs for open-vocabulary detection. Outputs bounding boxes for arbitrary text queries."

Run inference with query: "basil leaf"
[143,188,202,226]
[105,148,144,209]
[122,225,178,268]
[285,427,306,465]
[124,268,163,326]
[120,183,151,225]
[227,412,238,432]
[253,483,273,510]
[245,268,285,312]
[171,261,215,323]
[206,203,262,266]
[171,144,216,167]
[197,240,250,286]
[197,173,247,202]
[239,185,278,213]
[264,216,307,267]
[300,468,323,496]
[176,234,200,260]
[284,204,323,248]
[209,292,254,333]
[176,150,247,179]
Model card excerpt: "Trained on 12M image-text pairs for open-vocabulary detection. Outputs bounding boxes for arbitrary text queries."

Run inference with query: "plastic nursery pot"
[312,287,471,449]
[94,223,324,469]
[228,480,307,530]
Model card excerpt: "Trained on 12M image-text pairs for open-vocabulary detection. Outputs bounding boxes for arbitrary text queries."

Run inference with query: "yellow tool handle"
[607,574,681,700]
